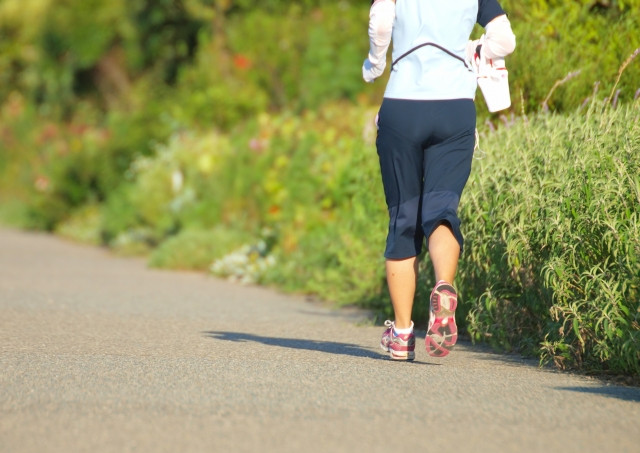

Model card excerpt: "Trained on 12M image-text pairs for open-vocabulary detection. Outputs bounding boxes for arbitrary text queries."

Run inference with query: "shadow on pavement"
[556,386,640,402]
[203,331,436,365]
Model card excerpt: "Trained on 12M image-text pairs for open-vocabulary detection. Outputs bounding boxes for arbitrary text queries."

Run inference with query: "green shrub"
[0,93,43,227]
[149,226,253,271]
[22,118,153,231]
[0,87,170,231]
[225,3,366,111]
[54,203,102,245]
[218,102,389,302]
[498,0,640,115]
[100,129,233,247]
[2,0,639,120]
[209,229,278,285]
[459,101,640,375]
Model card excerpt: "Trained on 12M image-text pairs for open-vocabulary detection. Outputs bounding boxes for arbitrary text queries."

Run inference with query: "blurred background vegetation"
[0,0,638,378]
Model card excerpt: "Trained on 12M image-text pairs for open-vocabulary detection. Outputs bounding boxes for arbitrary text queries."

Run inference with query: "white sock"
[393,322,414,335]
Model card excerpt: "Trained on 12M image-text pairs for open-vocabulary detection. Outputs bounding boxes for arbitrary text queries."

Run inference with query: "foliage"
[93,101,389,302]
[0,0,203,113]
[55,203,102,245]
[3,0,637,120]
[149,226,253,271]
[0,91,169,231]
[210,233,277,285]
[225,3,365,110]
[228,103,389,303]
[99,129,233,247]
[494,0,640,115]
[459,101,640,375]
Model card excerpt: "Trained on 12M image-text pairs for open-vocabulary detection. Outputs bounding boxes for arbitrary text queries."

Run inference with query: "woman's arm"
[483,14,516,59]
[466,13,516,69]
[362,0,396,83]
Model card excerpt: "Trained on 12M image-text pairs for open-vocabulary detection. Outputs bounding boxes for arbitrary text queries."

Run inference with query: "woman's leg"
[386,224,458,332]
[376,99,426,331]
[428,223,460,284]
[386,256,419,329]
[375,99,426,360]
[425,223,461,357]
[420,99,475,356]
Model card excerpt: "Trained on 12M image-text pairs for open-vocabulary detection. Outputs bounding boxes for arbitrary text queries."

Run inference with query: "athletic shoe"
[380,320,415,361]
[425,281,458,357]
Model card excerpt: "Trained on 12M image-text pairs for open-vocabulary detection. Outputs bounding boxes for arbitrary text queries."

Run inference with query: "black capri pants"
[376,98,476,259]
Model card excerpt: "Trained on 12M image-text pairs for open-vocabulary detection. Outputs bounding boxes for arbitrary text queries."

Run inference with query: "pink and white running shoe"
[380,320,415,361]
[425,281,458,357]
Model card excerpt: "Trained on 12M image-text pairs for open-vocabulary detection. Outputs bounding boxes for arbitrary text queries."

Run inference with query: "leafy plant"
[150,226,253,271]
[459,100,640,375]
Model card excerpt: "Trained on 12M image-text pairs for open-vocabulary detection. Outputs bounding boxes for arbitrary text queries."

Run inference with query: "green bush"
[226,4,365,111]
[2,0,639,120]
[459,101,640,375]
[0,110,114,230]
[55,203,102,245]
[0,92,41,218]
[91,100,390,301]
[149,226,253,271]
[221,102,389,302]
[498,0,640,115]
[24,113,163,231]
[0,86,170,231]
[100,129,233,247]
[169,51,269,131]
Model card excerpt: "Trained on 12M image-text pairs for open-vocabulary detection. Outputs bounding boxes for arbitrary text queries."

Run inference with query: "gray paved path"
[1,228,639,453]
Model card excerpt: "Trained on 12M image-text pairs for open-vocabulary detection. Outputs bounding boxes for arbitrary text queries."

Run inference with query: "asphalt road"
[1,227,639,453]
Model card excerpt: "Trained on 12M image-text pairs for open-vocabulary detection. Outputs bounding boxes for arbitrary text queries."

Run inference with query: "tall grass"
[459,100,639,375]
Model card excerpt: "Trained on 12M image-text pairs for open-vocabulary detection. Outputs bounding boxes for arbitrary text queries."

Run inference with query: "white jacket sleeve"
[483,14,516,59]
[362,0,396,83]
[465,14,516,71]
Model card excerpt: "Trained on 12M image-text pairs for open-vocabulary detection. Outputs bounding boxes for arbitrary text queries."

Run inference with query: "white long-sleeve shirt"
[363,0,516,100]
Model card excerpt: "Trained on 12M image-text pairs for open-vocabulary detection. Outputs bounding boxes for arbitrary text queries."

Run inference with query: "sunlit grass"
[459,100,639,375]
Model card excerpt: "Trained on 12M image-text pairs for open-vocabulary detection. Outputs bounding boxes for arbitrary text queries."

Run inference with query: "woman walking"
[363,0,516,360]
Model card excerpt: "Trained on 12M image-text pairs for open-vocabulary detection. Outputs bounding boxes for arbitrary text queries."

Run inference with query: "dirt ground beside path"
[1,228,639,453]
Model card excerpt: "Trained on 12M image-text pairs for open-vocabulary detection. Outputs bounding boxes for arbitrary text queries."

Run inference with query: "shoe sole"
[425,284,458,358]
